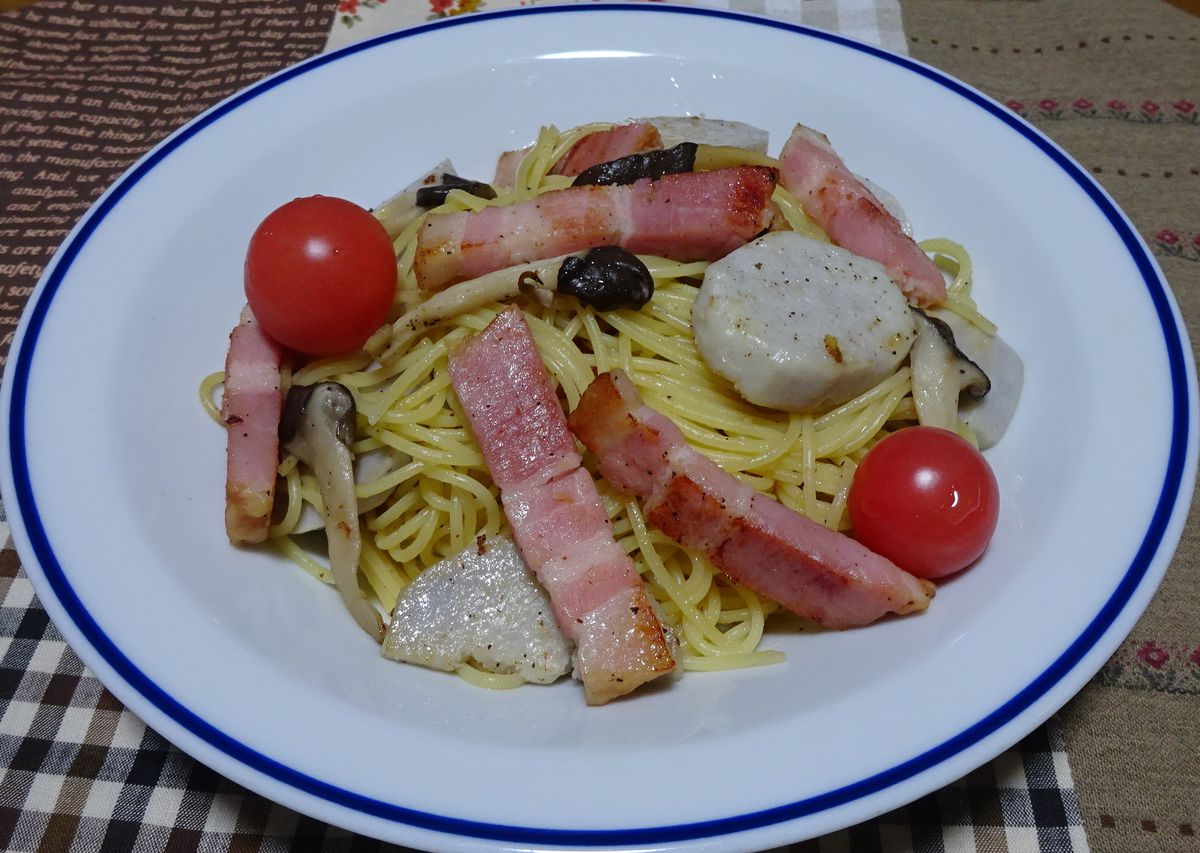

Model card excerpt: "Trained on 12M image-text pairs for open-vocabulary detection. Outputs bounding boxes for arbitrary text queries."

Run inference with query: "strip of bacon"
[493,122,662,186]
[778,124,946,306]
[552,122,662,177]
[492,148,526,188]
[568,370,934,630]
[222,307,285,545]
[448,308,674,704]
[416,166,777,291]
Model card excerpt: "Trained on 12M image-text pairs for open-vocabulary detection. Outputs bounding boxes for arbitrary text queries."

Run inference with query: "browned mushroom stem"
[928,308,1025,449]
[368,247,654,363]
[909,308,991,432]
[289,446,410,535]
[280,383,384,642]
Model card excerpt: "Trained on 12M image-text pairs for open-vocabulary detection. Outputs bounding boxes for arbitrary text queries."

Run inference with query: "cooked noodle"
[271,267,927,670]
[210,124,988,680]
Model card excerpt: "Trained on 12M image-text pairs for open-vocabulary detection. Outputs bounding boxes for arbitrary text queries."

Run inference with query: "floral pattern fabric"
[322,0,908,54]
[1004,97,1198,124]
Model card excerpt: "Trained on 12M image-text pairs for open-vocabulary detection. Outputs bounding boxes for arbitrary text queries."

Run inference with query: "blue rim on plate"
[4,4,1192,846]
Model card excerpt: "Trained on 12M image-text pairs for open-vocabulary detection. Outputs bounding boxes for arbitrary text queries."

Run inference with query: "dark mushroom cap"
[911,308,990,398]
[572,143,699,187]
[280,382,357,449]
[415,174,498,209]
[557,247,655,312]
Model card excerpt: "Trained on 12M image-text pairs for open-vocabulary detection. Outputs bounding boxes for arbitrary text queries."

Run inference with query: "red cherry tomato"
[244,195,396,356]
[847,426,999,579]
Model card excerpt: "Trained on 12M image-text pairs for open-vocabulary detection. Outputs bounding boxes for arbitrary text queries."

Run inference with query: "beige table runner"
[901,4,1200,850]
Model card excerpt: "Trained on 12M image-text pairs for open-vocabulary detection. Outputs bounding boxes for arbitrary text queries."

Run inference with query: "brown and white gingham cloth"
[0,560,1088,851]
[0,2,1093,851]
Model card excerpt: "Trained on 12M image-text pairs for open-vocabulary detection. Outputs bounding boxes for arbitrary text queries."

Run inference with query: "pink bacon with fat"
[222,308,285,545]
[448,308,674,704]
[568,370,934,630]
[778,124,946,306]
[493,122,663,186]
[553,122,662,177]
[416,166,777,291]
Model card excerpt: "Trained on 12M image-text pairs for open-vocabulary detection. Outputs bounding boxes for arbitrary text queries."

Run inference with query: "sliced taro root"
[383,535,572,684]
[693,232,917,412]
[638,116,770,153]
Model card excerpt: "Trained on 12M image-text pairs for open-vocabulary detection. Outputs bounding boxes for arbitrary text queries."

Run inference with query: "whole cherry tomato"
[244,195,396,356]
[847,426,999,579]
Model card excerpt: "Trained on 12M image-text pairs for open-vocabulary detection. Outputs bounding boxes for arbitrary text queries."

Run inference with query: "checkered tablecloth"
[0,565,1087,851]
[5,0,1198,850]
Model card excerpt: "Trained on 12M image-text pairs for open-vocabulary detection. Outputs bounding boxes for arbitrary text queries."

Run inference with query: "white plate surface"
[3,5,1197,851]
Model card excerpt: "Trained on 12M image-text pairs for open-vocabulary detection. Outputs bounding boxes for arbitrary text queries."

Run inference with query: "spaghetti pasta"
[267,266,924,669]
[212,122,997,683]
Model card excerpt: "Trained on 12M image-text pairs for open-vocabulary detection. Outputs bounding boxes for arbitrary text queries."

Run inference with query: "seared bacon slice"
[492,148,526,188]
[552,122,662,177]
[222,307,285,545]
[448,308,674,703]
[778,124,946,306]
[416,166,777,291]
[493,122,663,186]
[569,370,934,629]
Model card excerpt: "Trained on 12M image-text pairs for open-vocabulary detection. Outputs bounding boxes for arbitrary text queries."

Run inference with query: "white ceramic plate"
[3,5,1196,851]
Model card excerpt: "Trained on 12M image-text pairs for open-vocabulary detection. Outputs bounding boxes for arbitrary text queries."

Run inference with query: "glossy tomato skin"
[848,426,999,579]
[244,195,396,356]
